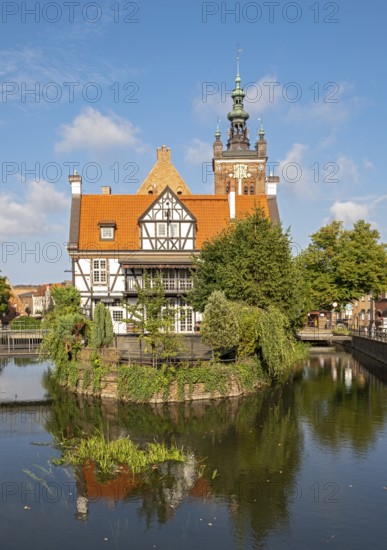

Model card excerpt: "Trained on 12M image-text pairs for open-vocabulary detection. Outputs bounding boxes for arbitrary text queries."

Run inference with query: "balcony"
[125,278,193,294]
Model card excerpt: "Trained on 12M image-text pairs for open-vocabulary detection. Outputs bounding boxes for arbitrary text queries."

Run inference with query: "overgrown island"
[38,209,387,403]
[16,209,385,475]
[38,210,307,404]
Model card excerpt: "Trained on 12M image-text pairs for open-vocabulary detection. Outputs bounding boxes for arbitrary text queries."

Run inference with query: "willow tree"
[200,290,239,358]
[41,285,89,371]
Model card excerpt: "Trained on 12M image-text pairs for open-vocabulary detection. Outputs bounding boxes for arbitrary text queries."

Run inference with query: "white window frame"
[100,226,114,240]
[157,222,167,237]
[93,259,107,285]
[170,223,178,237]
[179,305,193,333]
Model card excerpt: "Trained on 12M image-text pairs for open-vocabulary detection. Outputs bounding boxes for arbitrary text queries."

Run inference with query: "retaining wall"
[73,369,256,403]
[350,336,387,365]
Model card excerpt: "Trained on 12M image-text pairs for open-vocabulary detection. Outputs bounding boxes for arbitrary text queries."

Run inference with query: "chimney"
[102,186,111,195]
[157,144,171,161]
[228,182,236,219]
[68,170,82,195]
[265,173,279,196]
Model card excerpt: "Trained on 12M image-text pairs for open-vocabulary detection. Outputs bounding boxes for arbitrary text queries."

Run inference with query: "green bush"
[54,431,185,476]
[10,316,41,330]
[332,325,349,335]
[117,359,267,402]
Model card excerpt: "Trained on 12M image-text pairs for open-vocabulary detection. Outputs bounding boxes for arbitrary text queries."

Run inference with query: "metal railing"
[0,329,47,354]
[126,278,193,292]
[350,328,387,343]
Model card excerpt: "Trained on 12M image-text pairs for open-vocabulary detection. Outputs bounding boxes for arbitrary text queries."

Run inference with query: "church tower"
[213,57,279,199]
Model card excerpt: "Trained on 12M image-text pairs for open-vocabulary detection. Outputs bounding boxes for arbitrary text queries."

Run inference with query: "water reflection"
[43,372,304,543]
[0,356,51,402]
[2,351,387,549]
[296,352,387,453]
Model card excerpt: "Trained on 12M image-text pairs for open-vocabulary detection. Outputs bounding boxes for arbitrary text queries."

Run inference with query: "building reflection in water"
[73,452,199,523]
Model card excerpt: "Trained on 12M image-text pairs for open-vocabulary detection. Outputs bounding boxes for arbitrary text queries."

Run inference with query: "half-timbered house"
[67,70,280,334]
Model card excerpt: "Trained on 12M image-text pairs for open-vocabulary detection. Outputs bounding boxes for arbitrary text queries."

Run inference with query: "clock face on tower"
[233,164,248,179]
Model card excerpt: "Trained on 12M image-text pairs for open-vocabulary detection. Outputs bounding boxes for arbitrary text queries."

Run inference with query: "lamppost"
[331,301,338,329]
[369,291,375,337]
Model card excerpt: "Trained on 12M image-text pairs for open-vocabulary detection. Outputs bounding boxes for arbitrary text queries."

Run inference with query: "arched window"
[244,186,248,195]
[250,185,254,195]
[147,187,153,195]
[226,185,230,194]
[177,187,183,196]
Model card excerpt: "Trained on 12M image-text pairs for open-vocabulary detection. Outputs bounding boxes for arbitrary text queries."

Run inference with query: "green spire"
[227,48,249,123]
[226,48,250,151]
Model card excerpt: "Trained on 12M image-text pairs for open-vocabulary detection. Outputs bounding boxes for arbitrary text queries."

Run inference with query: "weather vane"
[236,45,243,74]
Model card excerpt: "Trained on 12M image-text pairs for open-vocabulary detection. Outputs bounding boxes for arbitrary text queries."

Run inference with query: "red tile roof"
[77,194,269,251]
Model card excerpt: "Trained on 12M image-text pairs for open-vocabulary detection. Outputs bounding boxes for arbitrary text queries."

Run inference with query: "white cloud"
[0,180,69,237]
[55,107,147,154]
[286,81,365,128]
[185,139,212,165]
[329,201,371,226]
[244,75,281,116]
[278,142,311,196]
[335,155,360,185]
[0,47,141,108]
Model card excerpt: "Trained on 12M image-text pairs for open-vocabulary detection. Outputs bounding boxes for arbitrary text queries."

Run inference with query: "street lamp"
[332,301,338,329]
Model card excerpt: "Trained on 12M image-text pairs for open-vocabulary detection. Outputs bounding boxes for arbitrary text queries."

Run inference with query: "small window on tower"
[244,186,248,195]
[250,185,254,195]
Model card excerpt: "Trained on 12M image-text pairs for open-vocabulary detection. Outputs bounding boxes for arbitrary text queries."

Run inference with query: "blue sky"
[0,0,386,284]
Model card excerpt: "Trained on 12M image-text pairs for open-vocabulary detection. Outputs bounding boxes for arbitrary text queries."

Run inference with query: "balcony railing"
[125,278,193,292]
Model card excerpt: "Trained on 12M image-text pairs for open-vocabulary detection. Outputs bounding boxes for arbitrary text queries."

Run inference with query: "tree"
[91,303,114,350]
[298,220,387,310]
[41,285,89,369]
[232,303,261,359]
[124,274,182,367]
[51,285,82,316]
[188,208,306,326]
[256,305,295,379]
[200,291,239,357]
[41,312,89,368]
[0,276,11,316]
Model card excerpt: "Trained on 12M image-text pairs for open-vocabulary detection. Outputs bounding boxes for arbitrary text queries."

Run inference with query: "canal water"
[1,350,387,549]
